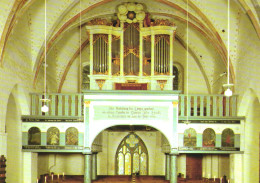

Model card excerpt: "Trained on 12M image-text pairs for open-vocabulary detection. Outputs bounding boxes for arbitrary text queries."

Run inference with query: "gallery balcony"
[26,92,239,118]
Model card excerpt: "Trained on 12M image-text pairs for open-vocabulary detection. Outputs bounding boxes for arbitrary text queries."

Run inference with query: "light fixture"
[186,0,189,121]
[224,0,233,97]
[41,104,49,113]
[41,0,50,112]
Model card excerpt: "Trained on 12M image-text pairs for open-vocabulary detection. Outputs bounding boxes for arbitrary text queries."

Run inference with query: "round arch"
[89,123,173,152]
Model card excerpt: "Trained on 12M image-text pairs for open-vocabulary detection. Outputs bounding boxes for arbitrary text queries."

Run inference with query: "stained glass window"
[125,153,131,175]
[140,153,147,175]
[116,133,148,175]
[133,153,140,173]
[118,153,124,175]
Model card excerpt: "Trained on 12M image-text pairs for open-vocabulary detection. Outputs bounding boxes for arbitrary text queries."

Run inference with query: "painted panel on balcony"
[47,127,60,145]
[66,127,78,145]
[28,127,41,145]
[184,128,197,147]
[203,128,216,147]
[222,128,235,147]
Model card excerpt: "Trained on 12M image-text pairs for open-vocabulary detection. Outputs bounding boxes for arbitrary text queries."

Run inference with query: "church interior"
[0,0,260,183]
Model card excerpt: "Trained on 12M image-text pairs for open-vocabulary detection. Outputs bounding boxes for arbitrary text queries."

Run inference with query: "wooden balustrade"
[31,93,84,116]
[30,93,238,117]
[179,94,237,117]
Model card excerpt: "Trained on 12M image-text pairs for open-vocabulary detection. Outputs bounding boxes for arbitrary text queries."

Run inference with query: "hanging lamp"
[224,0,233,97]
[41,0,50,112]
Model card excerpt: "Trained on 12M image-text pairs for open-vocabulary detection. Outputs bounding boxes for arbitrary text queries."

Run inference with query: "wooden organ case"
[85,2,176,91]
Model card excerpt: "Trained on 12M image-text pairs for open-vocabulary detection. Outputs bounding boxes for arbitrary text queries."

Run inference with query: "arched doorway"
[115,132,148,175]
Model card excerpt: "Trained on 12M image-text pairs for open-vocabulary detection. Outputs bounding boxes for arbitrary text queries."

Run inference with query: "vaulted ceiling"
[0,0,259,93]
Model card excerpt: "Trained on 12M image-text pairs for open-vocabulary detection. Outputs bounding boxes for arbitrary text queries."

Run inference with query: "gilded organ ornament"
[117,3,146,23]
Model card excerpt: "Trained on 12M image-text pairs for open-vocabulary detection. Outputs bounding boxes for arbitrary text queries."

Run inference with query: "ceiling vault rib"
[239,0,260,38]
[0,0,28,67]
[33,0,113,87]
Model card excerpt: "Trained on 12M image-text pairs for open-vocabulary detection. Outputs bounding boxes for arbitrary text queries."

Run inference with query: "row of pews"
[38,175,226,183]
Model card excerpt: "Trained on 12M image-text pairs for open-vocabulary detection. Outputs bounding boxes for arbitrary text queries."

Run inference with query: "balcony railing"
[179,94,238,117]
[31,93,84,116]
[30,93,238,118]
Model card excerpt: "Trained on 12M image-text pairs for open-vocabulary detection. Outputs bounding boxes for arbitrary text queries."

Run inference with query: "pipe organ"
[85,2,176,90]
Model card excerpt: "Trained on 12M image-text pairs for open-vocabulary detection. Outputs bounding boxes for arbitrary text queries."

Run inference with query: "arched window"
[221,128,234,147]
[116,133,148,175]
[28,127,41,145]
[82,65,90,90]
[184,128,197,147]
[172,63,184,92]
[173,66,179,90]
[66,127,78,145]
[203,128,216,147]
[47,127,60,145]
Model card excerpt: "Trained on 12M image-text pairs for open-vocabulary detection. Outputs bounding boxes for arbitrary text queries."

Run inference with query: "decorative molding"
[152,19,175,27]
[86,18,112,26]
[178,120,241,124]
[84,101,91,107]
[21,116,84,123]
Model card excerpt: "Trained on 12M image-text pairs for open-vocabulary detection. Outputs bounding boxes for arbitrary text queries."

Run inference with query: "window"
[116,133,148,175]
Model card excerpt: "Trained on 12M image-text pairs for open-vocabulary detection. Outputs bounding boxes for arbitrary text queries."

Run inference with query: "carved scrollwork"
[152,19,175,27]
[87,18,112,26]
[93,34,108,44]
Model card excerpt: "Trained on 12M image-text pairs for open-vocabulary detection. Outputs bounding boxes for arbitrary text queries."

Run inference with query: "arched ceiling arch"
[31,0,236,87]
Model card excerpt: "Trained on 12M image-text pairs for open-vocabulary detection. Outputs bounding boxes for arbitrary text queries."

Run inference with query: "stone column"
[84,153,92,183]
[23,152,38,183]
[170,153,178,183]
[230,154,243,183]
[92,153,97,180]
[165,153,170,180]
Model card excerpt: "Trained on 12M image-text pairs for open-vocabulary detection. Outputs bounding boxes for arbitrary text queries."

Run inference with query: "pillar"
[170,153,178,183]
[92,153,97,180]
[23,152,38,183]
[165,153,170,180]
[84,153,92,183]
[230,154,243,183]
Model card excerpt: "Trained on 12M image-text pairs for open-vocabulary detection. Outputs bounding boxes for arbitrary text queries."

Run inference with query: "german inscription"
[93,105,169,121]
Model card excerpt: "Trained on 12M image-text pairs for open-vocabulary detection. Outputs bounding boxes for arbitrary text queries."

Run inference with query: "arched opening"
[92,125,171,181]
